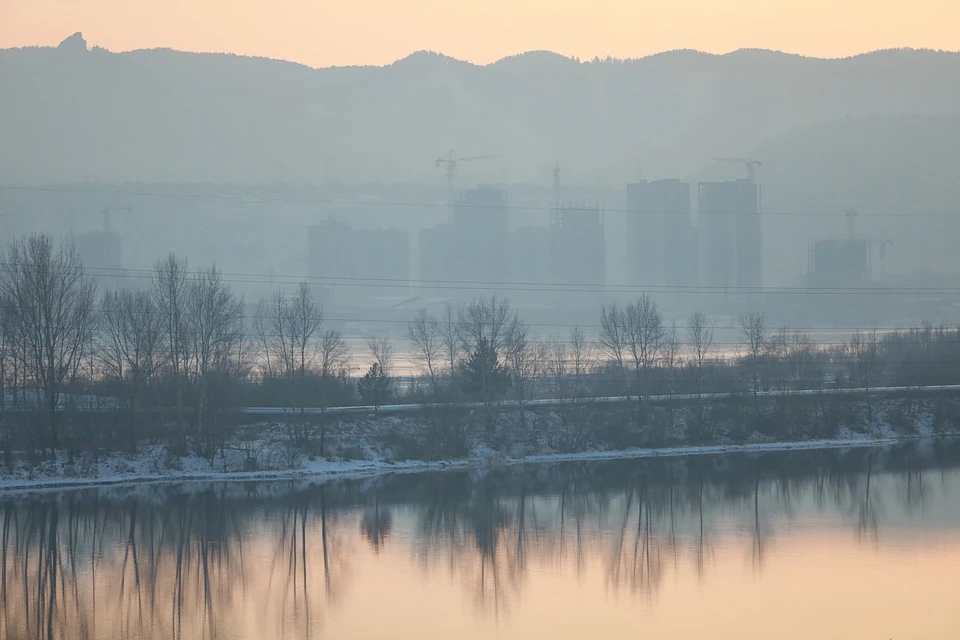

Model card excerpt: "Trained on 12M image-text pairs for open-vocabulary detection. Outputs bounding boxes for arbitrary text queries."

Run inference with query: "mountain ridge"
[2,34,959,185]
[4,32,957,70]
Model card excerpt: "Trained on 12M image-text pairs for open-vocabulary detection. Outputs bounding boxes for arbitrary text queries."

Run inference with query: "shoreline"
[0,434,920,494]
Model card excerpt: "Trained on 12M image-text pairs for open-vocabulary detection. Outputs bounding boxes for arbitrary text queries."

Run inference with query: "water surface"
[3,441,960,639]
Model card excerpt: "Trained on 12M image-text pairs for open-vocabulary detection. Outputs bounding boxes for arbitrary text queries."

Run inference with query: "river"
[2,440,959,639]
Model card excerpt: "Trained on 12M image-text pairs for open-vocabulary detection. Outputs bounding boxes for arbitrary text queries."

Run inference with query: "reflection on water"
[3,441,960,639]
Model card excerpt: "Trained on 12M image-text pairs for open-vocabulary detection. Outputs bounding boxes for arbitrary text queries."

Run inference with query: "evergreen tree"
[461,337,512,404]
[357,361,391,413]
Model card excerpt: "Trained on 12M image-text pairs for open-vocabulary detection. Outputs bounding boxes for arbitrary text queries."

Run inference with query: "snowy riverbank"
[3,392,958,492]
[0,433,918,493]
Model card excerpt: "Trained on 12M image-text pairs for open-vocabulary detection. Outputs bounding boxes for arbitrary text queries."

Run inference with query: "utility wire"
[2,184,958,219]
[6,300,959,340]
[5,264,958,296]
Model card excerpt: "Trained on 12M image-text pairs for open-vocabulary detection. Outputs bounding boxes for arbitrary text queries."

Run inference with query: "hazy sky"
[2,0,957,67]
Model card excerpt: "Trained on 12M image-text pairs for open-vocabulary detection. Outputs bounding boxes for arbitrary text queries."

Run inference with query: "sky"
[1,0,958,67]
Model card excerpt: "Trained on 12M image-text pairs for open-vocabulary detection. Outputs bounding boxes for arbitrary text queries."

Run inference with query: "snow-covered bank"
[0,433,916,493]
[0,447,467,492]
[239,384,960,417]
[3,392,958,492]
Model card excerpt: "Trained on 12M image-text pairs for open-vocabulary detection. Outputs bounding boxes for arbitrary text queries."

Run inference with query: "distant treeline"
[2,233,959,463]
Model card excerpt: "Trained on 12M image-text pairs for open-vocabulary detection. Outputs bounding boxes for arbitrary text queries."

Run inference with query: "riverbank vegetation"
[2,233,959,469]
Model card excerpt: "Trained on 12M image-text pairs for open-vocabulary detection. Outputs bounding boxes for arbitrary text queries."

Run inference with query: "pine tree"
[357,361,391,414]
[461,338,511,404]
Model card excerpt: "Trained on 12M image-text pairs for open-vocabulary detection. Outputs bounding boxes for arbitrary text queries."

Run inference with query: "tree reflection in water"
[605,481,665,598]
[1,439,958,639]
[360,492,393,554]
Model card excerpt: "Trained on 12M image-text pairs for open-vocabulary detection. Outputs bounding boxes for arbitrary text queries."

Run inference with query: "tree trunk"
[319,411,327,458]
[196,374,209,458]
[47,390,59,453]
[128,384,139,453]
[175,379,186,453]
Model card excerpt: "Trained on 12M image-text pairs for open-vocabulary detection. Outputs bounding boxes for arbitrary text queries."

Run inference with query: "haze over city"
[1,3,960,638]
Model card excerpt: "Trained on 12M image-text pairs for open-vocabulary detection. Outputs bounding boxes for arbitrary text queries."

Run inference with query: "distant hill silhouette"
[2,34,959,185]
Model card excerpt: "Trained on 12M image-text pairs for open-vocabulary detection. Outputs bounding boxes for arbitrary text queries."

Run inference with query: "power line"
[2,184,957,219]
[6,300,959,340]
[14,264,960,296]
[83,264,960,293]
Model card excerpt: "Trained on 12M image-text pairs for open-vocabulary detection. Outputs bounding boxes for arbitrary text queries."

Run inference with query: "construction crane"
[541,161,562,208]
[435,151,499,191]
[713,157,764,181]
[844,207,858,239]
[543,161,562,225]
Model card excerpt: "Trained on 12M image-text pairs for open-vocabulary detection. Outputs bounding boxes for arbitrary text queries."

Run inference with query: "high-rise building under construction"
[419,185,509,297]
[698,179,762,290]
[550,202,605,291]
[626,179,697,288]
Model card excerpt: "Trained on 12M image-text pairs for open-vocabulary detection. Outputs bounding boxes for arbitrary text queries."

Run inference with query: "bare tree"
[687,310,715,440]
[319,330,349,389]
[569,326,592,399]
[598,304,626,374]
[252,290,296,444]
[767,326,791,391]
[289,283,325,383]
[253,289,293,380]
[789,330,814,387]
[687,310,714,396]
[624,294,664,398]
[254,283,326,381]
[407,309,442,395]
[253,283,327,443]
[458,296,516,393]
[458,296,517,434]
[188,264,244,456]
[544,333,591,451]
[546,334,569,403]
[317,328,349,456]
[648,321,681,442]
[358,341,391,416]
[0,306,13,463]
[0,293,33,462]
[458,295,515,358]
[287,282,326,432]
[99,289,162,451]
[1,303,25,413]
[846,329,882,420]
[366,335,394,383]
[153,253,191,450]
[360,332,393,416]
[739,311,767,399]
[253,295,276,377]
[662,322,681,394]
[0,234,97,452]
[505,318,543,424]
[440,303,461,381]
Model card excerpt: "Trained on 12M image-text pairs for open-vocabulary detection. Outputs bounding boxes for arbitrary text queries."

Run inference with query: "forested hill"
[2,33,959,185]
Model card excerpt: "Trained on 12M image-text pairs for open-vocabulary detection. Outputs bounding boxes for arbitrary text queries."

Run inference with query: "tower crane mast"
[713,157,764,181]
